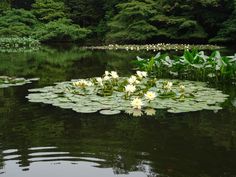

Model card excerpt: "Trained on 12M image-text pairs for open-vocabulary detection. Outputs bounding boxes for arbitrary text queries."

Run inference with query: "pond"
[0,46,236,177]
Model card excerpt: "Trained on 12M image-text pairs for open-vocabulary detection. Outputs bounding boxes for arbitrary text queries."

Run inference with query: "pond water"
[0,46,236,177]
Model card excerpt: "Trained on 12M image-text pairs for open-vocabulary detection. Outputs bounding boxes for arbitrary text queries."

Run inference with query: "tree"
[32,0,67,22]
[0,9,37,37]
[0,0,11,12]
[64,0,105,27]
[106,0,158,43]
[210,0,236,43]
[33,18,91,42]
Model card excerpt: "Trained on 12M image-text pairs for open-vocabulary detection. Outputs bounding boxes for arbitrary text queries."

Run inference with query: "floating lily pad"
[27,76,228,116]
[0,76,39,88]
[100,110,121,115]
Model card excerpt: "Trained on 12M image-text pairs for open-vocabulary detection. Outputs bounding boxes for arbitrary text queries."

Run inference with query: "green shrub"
[33,18,91,42]
[0,9,37,37]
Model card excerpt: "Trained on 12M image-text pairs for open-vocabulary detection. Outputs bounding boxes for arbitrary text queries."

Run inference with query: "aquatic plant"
[84,44,222,51]
[27,71,228,116]
[0,37,40,52]
[0,76,39,88]
[133,50,236,82]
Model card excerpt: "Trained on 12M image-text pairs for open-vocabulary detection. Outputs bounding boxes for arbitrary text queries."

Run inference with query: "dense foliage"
[0,0,235,44]
[134,50,236,82]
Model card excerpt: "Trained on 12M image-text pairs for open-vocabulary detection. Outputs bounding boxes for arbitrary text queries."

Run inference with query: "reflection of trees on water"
[0,45,144,87]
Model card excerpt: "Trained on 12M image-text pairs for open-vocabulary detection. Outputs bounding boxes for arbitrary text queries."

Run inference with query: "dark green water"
[0,46,236,177]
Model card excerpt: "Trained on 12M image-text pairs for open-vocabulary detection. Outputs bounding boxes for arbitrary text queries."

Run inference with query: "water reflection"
[0,47,236,177]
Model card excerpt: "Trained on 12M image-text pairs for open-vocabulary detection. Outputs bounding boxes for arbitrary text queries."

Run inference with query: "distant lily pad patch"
[0,76,39,88]
[26,71,229,116]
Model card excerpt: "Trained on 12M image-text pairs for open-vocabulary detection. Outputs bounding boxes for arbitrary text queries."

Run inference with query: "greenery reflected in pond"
[0,46,236,177]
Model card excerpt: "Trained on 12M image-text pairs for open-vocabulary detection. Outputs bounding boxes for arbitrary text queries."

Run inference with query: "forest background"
[0,0,235,44]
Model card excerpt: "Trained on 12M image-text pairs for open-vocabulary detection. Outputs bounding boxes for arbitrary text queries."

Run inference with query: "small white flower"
[128,75,137,84]
[136,71,143,78]
[96,77,103,83]
[144,91,156,101]
[125,84,136,94]
[163,81,173,90]
[135,80,140,84]
[103,75,111,81]
[136,71,148,79]
[131,98,143,109]
[105,71,110,76]
[111,71,119,79]
[142,71,147,77]
[145,108,156,116]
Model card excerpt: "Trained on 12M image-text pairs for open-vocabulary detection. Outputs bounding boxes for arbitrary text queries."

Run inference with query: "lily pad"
[99,110,121,115]
[0,76,39,88]
[26,75,228,116]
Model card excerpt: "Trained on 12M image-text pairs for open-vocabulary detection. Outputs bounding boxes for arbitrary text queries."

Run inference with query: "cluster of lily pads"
[26,71,228,116]
[134,50,236,82]
[84,44,222,51]
[0,76,39,88]
[0,37,40,53]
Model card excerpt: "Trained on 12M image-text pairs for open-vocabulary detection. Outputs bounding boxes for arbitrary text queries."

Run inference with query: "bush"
[0,9,37,37]
[33,18,91,42]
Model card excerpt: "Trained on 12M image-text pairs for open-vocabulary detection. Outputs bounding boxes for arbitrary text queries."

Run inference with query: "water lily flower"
[73,80,92,88]
[163,81,173,90]
[111,71,119,79]
[125,84,136,94]
[131,97,143,109]
[144,91,156,101]
[145,108,156,116]
[128,75,137,84]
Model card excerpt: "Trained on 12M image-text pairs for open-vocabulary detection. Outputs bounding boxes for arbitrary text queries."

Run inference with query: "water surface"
[0,46,236,177]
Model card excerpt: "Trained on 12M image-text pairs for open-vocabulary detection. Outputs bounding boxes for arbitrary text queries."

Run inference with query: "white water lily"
[145,108,156,116]
[163,81,173,90]
[111,71,119,79]
[73,80,92,88]
[136,71,147,79]
[128,75,137,84]
[131,98,143,109]
[144,91,156,101]
[125,84,136,94]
